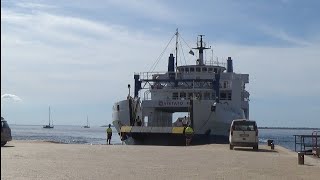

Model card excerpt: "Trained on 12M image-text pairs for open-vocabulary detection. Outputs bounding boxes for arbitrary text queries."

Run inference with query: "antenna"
[175,28,178,71]
[192,34,210,65]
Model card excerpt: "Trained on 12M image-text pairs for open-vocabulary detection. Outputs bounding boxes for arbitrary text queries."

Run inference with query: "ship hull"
[117,133,229,145]
[112,99,242,146]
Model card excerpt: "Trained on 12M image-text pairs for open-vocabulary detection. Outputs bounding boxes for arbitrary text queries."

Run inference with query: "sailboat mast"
[49,106,51,126]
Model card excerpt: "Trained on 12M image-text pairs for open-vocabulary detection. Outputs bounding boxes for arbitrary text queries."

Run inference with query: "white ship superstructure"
[112,31,250,145]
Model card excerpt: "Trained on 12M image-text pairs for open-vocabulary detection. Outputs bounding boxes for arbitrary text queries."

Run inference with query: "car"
[229,119,258,151]
[1,117,12,146]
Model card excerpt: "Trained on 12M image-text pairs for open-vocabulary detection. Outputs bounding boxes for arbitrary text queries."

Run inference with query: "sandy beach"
[1,140,319,180]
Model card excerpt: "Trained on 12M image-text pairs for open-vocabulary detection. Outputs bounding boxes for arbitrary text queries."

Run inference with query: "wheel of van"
[229,144,233,150]
[253,145,258,151]
[1,141,7,147]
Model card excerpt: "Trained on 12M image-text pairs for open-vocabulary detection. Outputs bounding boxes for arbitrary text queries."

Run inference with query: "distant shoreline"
[258,127,320,130]
[8,124,320,130]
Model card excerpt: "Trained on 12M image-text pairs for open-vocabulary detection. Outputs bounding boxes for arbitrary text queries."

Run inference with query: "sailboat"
[83,115,90,128]
[43,106,54,128]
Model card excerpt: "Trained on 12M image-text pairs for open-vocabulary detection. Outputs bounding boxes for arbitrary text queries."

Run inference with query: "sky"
[1,0,320,127]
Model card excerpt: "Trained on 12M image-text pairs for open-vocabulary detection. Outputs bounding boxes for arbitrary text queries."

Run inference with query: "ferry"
[112,30,250,145]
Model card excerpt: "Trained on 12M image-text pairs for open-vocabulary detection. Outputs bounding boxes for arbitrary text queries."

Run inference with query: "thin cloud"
[258,25,313,46]
[1,94,22,102]
[15,2,56,9]
[103,0,183,23]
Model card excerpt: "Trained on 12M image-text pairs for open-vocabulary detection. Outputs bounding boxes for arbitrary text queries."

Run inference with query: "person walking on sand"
[106,124,112,145]
[184,125,194,146]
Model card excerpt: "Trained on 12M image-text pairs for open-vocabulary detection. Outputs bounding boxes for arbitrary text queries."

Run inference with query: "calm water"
[11,125,121,145]
[9,125,318,151]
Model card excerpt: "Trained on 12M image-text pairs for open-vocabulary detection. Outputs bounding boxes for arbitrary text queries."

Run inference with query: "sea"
[9,125,319,152]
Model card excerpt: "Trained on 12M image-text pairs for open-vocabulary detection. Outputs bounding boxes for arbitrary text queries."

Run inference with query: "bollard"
[298,152,304,165]
[267,139,274,146]
[271,142,274,150]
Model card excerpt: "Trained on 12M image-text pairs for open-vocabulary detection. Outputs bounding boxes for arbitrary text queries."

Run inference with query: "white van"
[229,119,258,151]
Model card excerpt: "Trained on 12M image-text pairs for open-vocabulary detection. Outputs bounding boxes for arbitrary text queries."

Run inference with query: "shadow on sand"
[1,145,15,148]
[233,147,278,153]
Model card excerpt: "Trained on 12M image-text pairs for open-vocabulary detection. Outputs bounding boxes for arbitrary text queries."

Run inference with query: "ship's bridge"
[177,64,226,74]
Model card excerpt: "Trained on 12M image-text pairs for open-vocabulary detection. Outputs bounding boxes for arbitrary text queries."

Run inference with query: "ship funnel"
[227,57,233,73]
[168,54,175,72]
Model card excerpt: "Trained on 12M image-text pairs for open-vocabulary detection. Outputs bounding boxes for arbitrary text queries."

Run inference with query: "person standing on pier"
[184,125,194,146]
[182,116,188,127]
[106,124,112,145]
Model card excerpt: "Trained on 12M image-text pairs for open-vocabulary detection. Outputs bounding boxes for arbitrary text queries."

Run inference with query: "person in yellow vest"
[106,124,112,145]
[184,125,194,146]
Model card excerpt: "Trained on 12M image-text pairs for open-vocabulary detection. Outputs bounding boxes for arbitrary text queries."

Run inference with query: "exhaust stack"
[227,57,233,73]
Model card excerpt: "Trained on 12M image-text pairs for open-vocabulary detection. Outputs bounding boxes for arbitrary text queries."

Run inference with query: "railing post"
[294,135,297,152]
[298,152,304,165]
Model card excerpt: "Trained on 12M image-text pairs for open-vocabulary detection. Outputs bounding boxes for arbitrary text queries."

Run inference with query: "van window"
[233,121,256,131]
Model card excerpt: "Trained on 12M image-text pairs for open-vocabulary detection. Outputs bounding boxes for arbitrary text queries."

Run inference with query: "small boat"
[83,115,90,128]
[43,106,54,128]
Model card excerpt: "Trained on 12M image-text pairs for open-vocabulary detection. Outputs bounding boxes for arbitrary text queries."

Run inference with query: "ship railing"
[135,72,168,80]
[204,59,227,67]
[137,71,218,82]
[312,131,320,149]
[294,133,320,152]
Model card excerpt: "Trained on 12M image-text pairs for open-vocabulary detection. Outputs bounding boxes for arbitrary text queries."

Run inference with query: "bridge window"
[188,93,193,99]
[180,92,186,100]
[185,68,189,73]
[202,67,207,72]
[223,81,229,88]
[212,92,216,100]
[196,67,201,72]
[204,92,210,100]
[172,92,179,100]
[227,92,232,100]
[220,92,227,100]
[196,93,202,100]
[180,68,184,72]
[220,91,232,100]
[190,67,194,72]
[208,68,213,73]
[214,68,217,73]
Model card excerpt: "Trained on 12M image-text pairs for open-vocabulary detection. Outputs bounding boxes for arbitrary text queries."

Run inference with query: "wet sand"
[1,140,319,180]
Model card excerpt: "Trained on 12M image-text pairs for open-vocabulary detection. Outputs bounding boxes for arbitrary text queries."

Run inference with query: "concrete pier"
[1,140,319,180]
